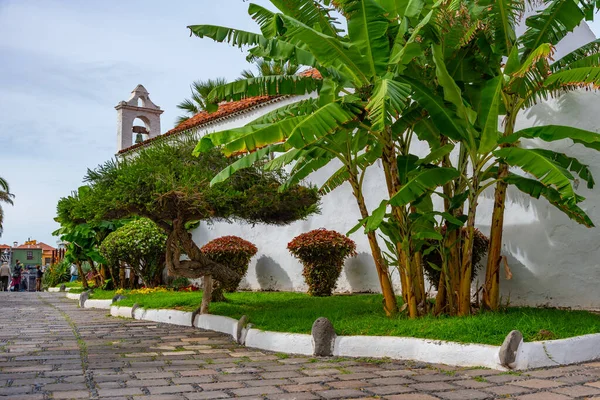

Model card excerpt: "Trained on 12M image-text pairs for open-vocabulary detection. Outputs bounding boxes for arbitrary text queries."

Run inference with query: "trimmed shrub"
[422,227,489,290]
[288,228,356,296]
[200,236,258,292]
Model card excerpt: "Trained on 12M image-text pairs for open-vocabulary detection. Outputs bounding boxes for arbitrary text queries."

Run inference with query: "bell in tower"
[115,85,164,152]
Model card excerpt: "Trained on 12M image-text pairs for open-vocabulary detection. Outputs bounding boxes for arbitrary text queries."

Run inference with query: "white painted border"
[194,314,238,337]
[56,294,600,370]
[334,336,502,369]
[244,329,314,356]
[48,287,72,292]
[514,333,600,370]
[84,299,112,309]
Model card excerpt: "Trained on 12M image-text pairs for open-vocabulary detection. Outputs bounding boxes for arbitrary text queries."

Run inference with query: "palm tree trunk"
[458,191,478,316]
[348,171,398,316]
[483,165,508,310]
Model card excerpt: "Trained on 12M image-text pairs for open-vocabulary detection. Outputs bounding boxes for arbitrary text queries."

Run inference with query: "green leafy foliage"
[200,236,258,292]
[100,219,167,288]
[42,259,71,288]
[288,228,357,296]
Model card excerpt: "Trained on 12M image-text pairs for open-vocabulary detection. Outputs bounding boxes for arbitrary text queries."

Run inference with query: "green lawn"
[108,290,600,345]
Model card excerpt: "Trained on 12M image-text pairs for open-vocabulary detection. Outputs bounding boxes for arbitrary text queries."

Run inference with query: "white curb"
[195,314,238,337]
[244,329,314,356]
[334,335,501,369]
[83,299,112,309]
[514,333,600,369]
[55,293,600,370]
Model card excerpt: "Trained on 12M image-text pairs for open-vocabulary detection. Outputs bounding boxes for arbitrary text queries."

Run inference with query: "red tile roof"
[0,244,10,249]
[14,244,43,250]
[37,242,56,251]
[118,95,282,154]
[299,68,322,79]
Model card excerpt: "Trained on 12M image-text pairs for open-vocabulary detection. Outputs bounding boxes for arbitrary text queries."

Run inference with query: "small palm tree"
[0,177,14,237]
[240,59,299,79]
[175,78,227,125]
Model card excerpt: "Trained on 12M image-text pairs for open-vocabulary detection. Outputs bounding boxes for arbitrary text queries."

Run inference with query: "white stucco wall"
[188,24,600,308]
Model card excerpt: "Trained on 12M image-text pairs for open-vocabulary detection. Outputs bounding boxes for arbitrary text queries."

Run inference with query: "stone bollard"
[237,315,249,344]
[112,294,126,304]
[131,303,140,319]
[79,291,89,308]
[312,317,336,357]
[59,284,66,292]
[191,306,203,327]
[499,330,523,368]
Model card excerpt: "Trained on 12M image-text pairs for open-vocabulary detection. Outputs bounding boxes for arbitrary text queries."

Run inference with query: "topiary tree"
[100,218,167,288]
[67,137,319,313]
[288,228,356,296]
[201,236,258,299]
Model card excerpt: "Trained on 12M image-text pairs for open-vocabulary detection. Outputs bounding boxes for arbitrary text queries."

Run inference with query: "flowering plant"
[200,236,257,292]
[288,228,356,296]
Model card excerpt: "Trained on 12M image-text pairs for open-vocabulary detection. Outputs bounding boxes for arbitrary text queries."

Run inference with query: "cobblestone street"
[0,293,599,399]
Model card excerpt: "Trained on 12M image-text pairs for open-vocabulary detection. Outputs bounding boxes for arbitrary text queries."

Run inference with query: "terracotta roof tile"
[299,68,322,79]
[14,244,43,249]
[118,95,281,154]
[37,242,56,251]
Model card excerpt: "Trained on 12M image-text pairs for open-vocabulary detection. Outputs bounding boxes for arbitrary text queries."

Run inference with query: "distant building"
[11,240,56,268]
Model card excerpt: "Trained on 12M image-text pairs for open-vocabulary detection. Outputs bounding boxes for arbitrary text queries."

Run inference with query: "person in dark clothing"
[11,260,22,292]
[35,265,44,291]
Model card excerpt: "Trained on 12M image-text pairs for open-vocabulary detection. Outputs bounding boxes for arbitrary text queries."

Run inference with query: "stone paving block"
[328,379,374,389]
[280,383,327,392]
[148,385,196,394]
[552,384,600,397]
[368,376,414,385]
[97,387,145,397]
[300,368,342,376]
[367,384,414,395]
[483,384,534,396]
[184,392,231,399]
[409,382,457,391]
[267,393,321,400]
[230,385,284,396]
[126,378,170,387]
[453,379,494,388]
[433,389,491,399]
[511,378,566,389]
[386,395,443,400]
[314,388,367,399]
[53,390,90,399]
[514,392,572,400]
[198,381,245,391]
[588,380,600,388]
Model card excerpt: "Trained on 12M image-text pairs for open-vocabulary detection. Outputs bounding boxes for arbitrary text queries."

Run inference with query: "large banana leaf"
[504,173,593,227]
[388,3,437,68]
[543,67,600,88]
[269,0,340,37]
[281,154,335,191]
[344,0,390,77]
[478,76,503,153]
[377,0,425,19]
[389,168,460,206]
[483,0,524,55]
[209,144,288,186]
[396,76,467,142]
[207,75,322,104]
[247,99,319,125]
[494,147,576,199]
[431,44,477,126]
[188,25,265,47]
[533,149,595,188]
[366,78,411,132]
[500,125,600,152]
[551,39,600,71]
[286,103,359,148]
[519,0,584,59]
[319,144,383,194]
[194,116,304,157]
[279,15,371,86]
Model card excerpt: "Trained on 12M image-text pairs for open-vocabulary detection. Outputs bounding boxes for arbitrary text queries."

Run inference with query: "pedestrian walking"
[70,263,78,282]
[11,260,22,292]
[0,262,10,291]
[35,265,44,291]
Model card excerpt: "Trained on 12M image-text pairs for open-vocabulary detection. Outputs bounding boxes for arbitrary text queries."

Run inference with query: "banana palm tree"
[0,176,14,237]
[175,78,227,125]
[480,0,600,310]
[188,0,599,317]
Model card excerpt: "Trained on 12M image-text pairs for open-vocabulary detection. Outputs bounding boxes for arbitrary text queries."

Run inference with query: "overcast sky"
[0,1,599,247]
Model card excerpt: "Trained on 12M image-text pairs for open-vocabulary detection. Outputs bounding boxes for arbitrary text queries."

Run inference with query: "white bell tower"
[115,84,163,151]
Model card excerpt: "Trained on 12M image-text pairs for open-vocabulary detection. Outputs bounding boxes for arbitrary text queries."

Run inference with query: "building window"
[27,251,33,260]
[44,258,51,265]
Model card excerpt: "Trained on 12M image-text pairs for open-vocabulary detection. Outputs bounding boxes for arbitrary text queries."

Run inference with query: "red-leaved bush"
[200,236,258,292]
[287,228,357,296]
